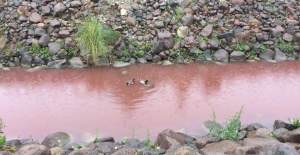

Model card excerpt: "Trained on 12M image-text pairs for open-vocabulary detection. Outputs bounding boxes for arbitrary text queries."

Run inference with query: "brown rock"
[17,6,29,15]
[235,31,251,43]
[277,128,300,143]
[126,17,136,26]
[165,146,200,155]
[232,0,245,5]
[199,140,240,154]
[15,144,51,155]
[246,128,272,138]
[155,129,186,150]
[29,12,41,23]
[200,24,213,37]
[283,33,293,42]
[58,30,70,38]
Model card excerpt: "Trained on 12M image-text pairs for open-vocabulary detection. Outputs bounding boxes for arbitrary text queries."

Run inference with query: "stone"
[235,31,251,43]
[209,40,219,50]
[155,21,164,28]
[246,128,272,138]
[34,28,46,37]
[166,146,200,155]
[273,120,295,131]
[50,19,61,27]
[58,30,70,38]
[50,147,64,155]
[48,42,61,54]
[17,6,29,15]
[126,17,136,26]
[162,60,174,65]
[217,32,233,42]
[111,148,136,155]
[274,49,287,61]
[199,42,207,51]
[181,14,194,26]
[15,144,51,155]
[153,55,162,62]
[204,50,212,61]
[277,128,300,143]
[137,58,147,63]
[294,33,300,42]
[98,57,110,66]
[54,2,67,13]
[41,6,51,15]
[29,12,41,23]
[177,26,189,38]
[230,51,245,62]
[283,33,293,42]
[194,137,220,149]
[33,56,45,66]
[199,140,240,155]
[245,123,266,131]
[21,55,32,67]
[47,59,68,69]
[232,0,244,5]
[156,129,186,150]
[259,49,275,61]
[158,31,173,49]
[200,24,213,37]
[214,49,229,63]
[91,142,116,154]
[273,128,288,137]
[41,132,71,148]
[113,61,131,67]
[271,28,282,37]
[0,36,8,50]
[69,57,85,68]
[6,139,22,147]
[39,34,51,46]
[120,9,127,16]
[70,1,82,7]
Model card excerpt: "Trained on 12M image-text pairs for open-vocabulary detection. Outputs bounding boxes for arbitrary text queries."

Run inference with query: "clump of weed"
[288,118,300,128]
[209,107,244,141]
[29,46,52,58]
[77,17,120,65]
[236,43,246,52]
[173,35,182,44]
[199,36,208,43]
[246,50,257,59]
[276,38,293,54]
[173,7,183,23]
[144,130,151,148]
[0,117,6,150]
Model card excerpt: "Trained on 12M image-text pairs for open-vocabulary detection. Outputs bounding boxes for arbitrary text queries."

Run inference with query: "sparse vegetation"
[29,46,52,58]
[0,117,6,150]
[246,50,257,59]
[276,37,293,54]
[288,118,300,128]
[209,107,243,141]
[199,36,208,43]
[173,35,182,43]
[173,7,183,23]
[77,17,120,65]
[144,130,151,148]
[236,43,246,52]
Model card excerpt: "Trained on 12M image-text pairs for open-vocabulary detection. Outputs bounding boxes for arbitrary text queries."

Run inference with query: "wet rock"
[21,55,32,67]
[15,144,51,155]
[245,123,266,131]
[29,12,41,23]
[69,57,85,68]
[123,138,145,148]
[59,30,70,38]
[200,24,213,37]
[98,57,110,66]
[273,120,295,131]
[259,49,275,61]
[39,34,51,46]
[54,2,67,13]
[283,33,293,42]
[34,28,46,37]
[214,49,229,63]
[274,48,287,61]
[230,51,245,62]
[181,14,194,26]
[277,128,300,143]
[113,61,131,67]
[47,59,68,69]
[166,146,200,155]
[246,128,272,138]
[0,36,8,50]
[70,1,82,7]
[199,140,240,155]
[177,26,188,38]
[48,42,61,54]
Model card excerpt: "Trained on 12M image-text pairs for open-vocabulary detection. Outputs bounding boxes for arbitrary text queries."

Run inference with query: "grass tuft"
[77,17,120,65]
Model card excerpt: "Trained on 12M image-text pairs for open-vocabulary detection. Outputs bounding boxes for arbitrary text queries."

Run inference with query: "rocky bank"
[0,0,300,70]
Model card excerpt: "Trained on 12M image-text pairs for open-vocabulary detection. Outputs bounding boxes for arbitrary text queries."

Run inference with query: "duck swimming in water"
[144,83,155,88]
[126,78,135,85]
[138,79,148,85]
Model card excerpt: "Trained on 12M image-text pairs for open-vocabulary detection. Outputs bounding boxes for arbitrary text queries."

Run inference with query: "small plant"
[173,35,182,44]
[276,37,293,54]
[236,43,245,52]
[174,7,183,23]
[0,136,6,148]
[199,37,207,43]
[144,130,151,148]
[209,107,244,141]
[29,46,52,58]
[260,45,267,53]
[133,50,144,58]
[93,130,100,143]
[77,17,120,65]
[288,118,300,128]
[246,50,257,59]
[122,136,127,144]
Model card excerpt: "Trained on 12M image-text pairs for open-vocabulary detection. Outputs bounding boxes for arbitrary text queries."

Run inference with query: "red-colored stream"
[1,61,300,142]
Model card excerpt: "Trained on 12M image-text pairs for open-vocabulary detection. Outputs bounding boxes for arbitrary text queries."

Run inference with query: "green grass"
[276,38,293,54]
[246,50,257,59]
[0,136,6,148]
[77,17,120,65]
[173,35,182,43]
[288,118,300,128]
[174,7,183,23]
[29,46,51,58]
[210,107,243,141]
[199,37,208,43]
[236,43,246,52]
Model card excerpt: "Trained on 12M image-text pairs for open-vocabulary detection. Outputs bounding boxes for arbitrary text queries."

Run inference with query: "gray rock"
[209,40,219,50]
[194,137,220,149]
[230,51,245,62]
[283,33,293,42]
[6,139,22,147]
[273,128,288,137]
[273,120,295,131]
[33,56,45,66]
[50,19,60,27]
[98,57,110,66]
[155,129,187,150]
[152,41,164,55]
[29,12,41,23]
[274,48,287,61]
[137,57,147,63]
[217,32,233,42]
[41,132,71,148]
[152,55,162,62]
[158,31,173,49]
[181,14,194,26]
[48,42,61,54]
[70,1,82,7]
[47,59,67,69]
[294,33,300,42]
[69,57,85,68]
[39,34,51,46]
[41,6,51,15]
[58,30,70,38]
[201,24,213,37]
[34,28,46,37]
[214,49,229,63]
[15,144,51,155]
[271,28,282,37]
[155,21,164,28]
[245,123,266,131]
[259,49,275,61]
[113,61,131,67]
[277,128,300,143]
[54,2,67,13]
[177,0,190,8]
[126,17,136,26]
[112,148,136,155]
[21,55,32,67]
[0,36,8,50]
[162,60,174,65]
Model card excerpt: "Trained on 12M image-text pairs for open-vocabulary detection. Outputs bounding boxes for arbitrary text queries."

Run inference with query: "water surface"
[1,61,300,142]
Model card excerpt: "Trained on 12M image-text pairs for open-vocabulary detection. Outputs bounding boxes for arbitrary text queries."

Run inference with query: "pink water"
[1,61,300,142]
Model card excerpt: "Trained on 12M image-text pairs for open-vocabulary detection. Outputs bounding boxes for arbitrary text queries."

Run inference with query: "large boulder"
[15,144,51,155]
[41,132,71,148]
[277,128,300,143]
[273,120,295,131]
[214,49,229,62]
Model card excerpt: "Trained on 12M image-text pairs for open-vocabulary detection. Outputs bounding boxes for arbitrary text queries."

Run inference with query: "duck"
[138,79,149,85]
[144,83,155,88]
[126,78,135,86]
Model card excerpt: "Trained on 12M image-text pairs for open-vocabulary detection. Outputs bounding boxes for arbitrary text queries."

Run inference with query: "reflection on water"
[1,61,300,142]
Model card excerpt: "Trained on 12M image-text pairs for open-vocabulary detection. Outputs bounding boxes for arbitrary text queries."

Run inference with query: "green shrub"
[0,136,5,148]
[77,17,120,65]
[210,107,243,141]
[288,118,300,128]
